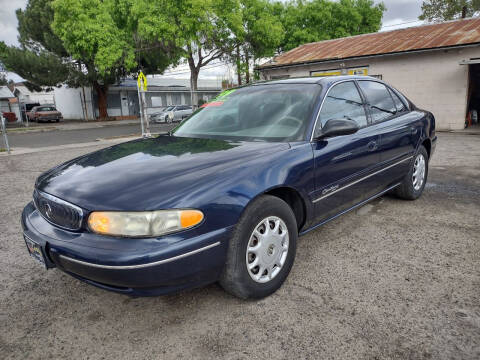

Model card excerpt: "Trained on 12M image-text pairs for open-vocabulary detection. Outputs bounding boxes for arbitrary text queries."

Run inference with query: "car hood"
[36,135,290,211]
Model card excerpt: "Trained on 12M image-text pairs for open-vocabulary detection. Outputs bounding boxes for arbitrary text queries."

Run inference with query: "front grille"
[33,189,84,231]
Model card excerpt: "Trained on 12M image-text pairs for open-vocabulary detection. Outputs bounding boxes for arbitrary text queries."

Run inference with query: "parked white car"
[150,105,193,123]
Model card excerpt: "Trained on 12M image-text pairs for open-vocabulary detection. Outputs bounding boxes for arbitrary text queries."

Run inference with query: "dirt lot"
[1,132,479,359]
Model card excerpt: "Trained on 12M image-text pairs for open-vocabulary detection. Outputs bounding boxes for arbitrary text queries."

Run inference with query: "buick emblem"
[44,203,53,219]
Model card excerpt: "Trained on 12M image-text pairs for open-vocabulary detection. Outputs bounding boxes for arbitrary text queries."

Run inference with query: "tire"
[219,195,297,299]
[395,145,429,200]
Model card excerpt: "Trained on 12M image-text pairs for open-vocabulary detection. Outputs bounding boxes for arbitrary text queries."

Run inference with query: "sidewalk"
[5,118,140,134]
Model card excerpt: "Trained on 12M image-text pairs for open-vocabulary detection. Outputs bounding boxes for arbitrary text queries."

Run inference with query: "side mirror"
[316,118,359,139]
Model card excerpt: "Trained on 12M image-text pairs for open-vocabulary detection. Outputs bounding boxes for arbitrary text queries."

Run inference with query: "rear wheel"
[219,195,297,299]
[395,145,428,200]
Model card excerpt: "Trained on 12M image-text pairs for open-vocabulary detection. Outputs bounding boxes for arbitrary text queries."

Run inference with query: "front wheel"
[395,145,428,200]
[219,195,297,299]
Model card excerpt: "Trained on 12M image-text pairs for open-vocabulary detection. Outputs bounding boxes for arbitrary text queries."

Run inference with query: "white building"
[98,78,222,119]
[13,84,55,105]
[0,86,21,122]
[42,78,222,120]
[257,18,480,130]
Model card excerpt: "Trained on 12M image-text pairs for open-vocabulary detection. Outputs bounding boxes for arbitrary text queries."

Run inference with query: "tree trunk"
[462,6,467,18]
[245,49,250,84]
[190,67,199,108]
[236,44,242,86]
[93,81,109,119]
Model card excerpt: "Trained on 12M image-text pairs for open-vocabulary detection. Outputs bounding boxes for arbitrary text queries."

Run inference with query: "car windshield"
[173,83,321,142]
[164,106,174,111]
[38,106,56,111]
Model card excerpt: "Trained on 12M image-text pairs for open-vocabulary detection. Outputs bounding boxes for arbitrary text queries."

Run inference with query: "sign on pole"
[137,71,148,91]
[137,71,151,138]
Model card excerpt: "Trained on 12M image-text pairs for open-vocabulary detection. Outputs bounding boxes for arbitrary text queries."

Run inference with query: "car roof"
[250,75,381,86]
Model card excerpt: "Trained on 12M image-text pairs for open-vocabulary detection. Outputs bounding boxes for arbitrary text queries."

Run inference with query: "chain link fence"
[138,89,220,136]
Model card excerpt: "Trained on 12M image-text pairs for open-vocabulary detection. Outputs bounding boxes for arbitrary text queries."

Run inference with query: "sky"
[0,0,425,81]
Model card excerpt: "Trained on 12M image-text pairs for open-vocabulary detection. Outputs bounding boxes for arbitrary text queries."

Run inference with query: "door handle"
[367,140,378,151]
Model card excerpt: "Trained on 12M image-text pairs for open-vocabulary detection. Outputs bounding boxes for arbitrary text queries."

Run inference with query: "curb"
[0,135,141,157]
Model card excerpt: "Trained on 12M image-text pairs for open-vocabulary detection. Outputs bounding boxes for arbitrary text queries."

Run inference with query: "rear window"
[37,106,57,111]
[358,81,396,123]
[388,88,407,113]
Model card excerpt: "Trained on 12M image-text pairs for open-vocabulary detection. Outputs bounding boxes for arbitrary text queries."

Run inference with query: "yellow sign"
[311,67,368,77]
[348,68,368,76]
[137,71,148,91]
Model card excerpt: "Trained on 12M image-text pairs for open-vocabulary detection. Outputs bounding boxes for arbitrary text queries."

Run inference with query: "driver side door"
[311,80,382,223]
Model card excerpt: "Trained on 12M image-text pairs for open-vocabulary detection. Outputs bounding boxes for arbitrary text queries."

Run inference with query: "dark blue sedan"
[22,76,437,299]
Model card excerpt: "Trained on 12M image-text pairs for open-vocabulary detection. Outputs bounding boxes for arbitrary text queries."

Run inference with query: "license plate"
[24,235,46,268]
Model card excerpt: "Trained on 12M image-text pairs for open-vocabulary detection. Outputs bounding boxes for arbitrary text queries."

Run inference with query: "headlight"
[88,210,204,237]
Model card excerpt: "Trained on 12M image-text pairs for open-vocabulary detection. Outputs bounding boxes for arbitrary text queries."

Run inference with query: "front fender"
[186,142,315,233]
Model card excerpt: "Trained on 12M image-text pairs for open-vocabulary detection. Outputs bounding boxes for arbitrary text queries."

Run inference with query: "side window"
[388,88,407,113]
[317,81,367,135]
[358,81,396,123]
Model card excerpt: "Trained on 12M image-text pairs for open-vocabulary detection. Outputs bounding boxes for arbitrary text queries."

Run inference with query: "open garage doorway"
[466,63,480,128]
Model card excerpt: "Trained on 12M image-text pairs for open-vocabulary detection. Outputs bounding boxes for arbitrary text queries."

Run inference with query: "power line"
[160,62,227,76]
[381,19,424,28]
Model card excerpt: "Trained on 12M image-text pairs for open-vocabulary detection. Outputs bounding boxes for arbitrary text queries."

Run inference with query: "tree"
[0,73,7,86]
[419,0,480,21]
[230,0,284,84]
[278,0,385,52]
[0,0,178,118]
[133,0,242,106]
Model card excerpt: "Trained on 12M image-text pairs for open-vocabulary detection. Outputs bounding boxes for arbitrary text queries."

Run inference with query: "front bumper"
[21,202,231,296]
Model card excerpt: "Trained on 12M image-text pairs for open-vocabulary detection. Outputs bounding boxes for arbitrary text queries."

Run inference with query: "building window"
[172,93,182,105]
[184,93,191,105]
[107,93,121,109]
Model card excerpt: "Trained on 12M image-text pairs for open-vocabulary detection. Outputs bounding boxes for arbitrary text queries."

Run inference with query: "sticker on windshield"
[201,101,224,108]
[201,89,236,108]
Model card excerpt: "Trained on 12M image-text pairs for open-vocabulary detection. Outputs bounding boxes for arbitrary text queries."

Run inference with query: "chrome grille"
[33,190,84,230]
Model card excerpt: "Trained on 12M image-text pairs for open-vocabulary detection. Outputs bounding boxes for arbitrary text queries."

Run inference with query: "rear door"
[311,81,382,223]
[357,80,418,187]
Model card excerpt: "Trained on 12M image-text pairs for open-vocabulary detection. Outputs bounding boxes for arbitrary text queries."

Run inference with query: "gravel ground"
[0,133,479,359]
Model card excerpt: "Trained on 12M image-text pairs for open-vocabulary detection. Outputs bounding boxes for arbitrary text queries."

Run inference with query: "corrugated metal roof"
[259,18,480,69]
[0,86,14,99]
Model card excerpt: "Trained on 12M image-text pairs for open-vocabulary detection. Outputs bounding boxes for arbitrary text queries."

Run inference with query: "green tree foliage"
[0,73,7,86]
[278,0,385,52]
[0,0,178,118]
[229,0,284,84]
[419,0,480,21]
[133,0,242,106]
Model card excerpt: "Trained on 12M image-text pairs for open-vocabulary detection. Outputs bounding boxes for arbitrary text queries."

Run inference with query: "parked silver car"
[150,105,193,123]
